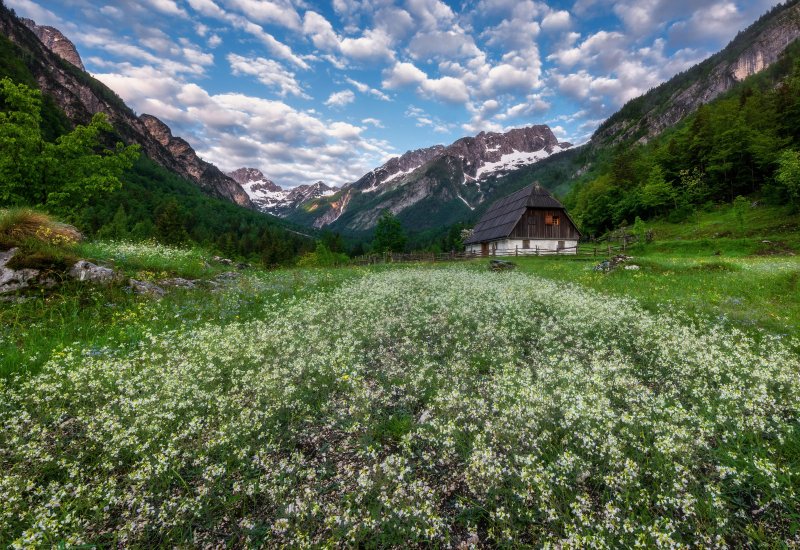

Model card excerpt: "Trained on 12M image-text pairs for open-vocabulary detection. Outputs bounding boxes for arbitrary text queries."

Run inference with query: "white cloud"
[383,62,470,104]
[185,0,308,68]
[144,0,188,17]
[421,76,470,103]
[221,0,302,30]
[228,54,308,98]
[541,10,571,31]
[340,28,395,61]
[362,117,384,127]
[405,0,456,30]
[346,78,391,101]
[382,62,428,88]
[408,29,482,60]
[325,89,356,107]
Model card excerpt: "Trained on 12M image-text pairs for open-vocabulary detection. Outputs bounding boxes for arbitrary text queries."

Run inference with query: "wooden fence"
[352,243,629,266]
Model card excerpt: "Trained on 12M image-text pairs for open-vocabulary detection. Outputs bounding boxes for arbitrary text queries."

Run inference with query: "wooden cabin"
[464,183,581,255]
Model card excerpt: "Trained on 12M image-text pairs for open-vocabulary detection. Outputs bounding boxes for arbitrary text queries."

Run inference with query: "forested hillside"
[566,49,800,236]
[0,19,313,264]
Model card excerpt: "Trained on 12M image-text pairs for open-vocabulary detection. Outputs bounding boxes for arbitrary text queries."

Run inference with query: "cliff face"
[0,6,254,209]
[21,18,84,71]
[594,0,800,144]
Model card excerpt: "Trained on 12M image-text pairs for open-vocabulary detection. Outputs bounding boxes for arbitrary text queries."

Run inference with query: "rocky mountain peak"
[21,18,85,70]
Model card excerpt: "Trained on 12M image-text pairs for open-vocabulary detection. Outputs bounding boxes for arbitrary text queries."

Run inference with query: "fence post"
[515,245,518,257]
[535,245,539,256]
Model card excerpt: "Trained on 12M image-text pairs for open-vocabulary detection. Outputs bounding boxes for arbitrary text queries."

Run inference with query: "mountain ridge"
[593,0,800,145]
[0,5,254,209]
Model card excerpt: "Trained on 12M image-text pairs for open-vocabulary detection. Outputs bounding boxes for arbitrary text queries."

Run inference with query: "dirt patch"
[753,240,797,256]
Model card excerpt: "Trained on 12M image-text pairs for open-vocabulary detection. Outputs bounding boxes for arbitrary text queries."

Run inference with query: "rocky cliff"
[21,18,84,70]
[0,6,254,209]
[594,0,800,144]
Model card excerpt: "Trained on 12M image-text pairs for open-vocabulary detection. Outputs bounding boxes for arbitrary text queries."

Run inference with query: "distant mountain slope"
[275,125,570,233]
[0,3,253,209]
[593,0,800,145]
[228,168,339,215]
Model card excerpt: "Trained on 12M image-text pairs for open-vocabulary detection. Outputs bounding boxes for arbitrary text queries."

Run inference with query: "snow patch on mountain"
[475,145,570,180]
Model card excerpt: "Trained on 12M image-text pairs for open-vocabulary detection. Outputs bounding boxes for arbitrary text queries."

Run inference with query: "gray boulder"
[128,279,166,298]
[158,277,197,289]
[68,260,115,283]
[0,248,41,294]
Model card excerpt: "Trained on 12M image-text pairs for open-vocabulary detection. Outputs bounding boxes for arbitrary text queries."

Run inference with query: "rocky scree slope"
[0,6,254,209]
[594,0,800,144]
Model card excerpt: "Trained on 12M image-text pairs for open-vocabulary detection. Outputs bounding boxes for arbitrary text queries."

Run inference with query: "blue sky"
[8,0,783,187]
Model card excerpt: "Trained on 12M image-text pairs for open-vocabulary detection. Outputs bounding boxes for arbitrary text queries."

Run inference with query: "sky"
[7,0,784,188]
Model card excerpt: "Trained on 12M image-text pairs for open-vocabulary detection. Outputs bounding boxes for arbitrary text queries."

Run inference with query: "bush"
[296,243,350,267]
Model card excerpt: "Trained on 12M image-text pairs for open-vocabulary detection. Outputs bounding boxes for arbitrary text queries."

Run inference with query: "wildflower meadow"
[1,267,799,547]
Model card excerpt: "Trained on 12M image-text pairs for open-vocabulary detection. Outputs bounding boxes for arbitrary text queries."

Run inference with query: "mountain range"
[228,125,571,231]
[3,0,800,245]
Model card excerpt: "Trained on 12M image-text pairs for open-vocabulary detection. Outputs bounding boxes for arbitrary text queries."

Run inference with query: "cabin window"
[545,213,553,225]
[522,239,530,249]
[552,215,560,226]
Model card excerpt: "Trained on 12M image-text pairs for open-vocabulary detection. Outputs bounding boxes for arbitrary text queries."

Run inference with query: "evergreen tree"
[372,210,407,253]
[155,200,189,244]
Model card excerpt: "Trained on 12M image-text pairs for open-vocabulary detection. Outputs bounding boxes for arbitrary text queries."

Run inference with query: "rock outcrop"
[0,248,43,294]
[21,18,84,70]
[68,260,116,283]
[0,6,254,209]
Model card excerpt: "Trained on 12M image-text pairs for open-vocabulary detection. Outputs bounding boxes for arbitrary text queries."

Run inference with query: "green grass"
[506,252,800,337]
[0,240,372,379]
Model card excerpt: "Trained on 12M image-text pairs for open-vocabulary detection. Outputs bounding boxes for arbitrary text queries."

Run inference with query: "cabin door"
[481,243,489,256]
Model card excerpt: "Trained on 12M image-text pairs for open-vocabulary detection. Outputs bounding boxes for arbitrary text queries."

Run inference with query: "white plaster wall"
[466,239,578,255]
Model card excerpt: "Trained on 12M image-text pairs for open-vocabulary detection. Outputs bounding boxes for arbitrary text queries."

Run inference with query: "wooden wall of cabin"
[510,208,580,240]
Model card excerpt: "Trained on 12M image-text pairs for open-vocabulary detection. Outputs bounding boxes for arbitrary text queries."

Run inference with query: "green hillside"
[0,29,313,264]
[565,51,800,237]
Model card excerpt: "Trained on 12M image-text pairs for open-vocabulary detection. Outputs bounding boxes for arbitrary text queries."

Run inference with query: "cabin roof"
[464,183,568,245]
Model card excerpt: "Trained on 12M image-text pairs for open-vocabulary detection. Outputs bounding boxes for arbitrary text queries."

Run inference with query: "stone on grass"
[128,279,166,298]
[69,260,115,283]
[0,248,41,294]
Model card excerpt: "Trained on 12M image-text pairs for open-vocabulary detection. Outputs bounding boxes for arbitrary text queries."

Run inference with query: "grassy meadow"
[1,208,800,546]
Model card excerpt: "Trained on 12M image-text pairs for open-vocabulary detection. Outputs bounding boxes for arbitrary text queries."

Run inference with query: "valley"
[2,0,800,546]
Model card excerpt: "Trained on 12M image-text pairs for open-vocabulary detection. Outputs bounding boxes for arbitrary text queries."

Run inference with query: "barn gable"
[464,183,579,245]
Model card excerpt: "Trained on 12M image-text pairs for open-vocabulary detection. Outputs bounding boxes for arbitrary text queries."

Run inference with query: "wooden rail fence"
[352,243,628,266]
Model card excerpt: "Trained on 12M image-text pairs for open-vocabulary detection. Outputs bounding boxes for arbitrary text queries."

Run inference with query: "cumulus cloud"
[185,0,308,68]
[325,89,356,107]
[362,117,384,127]
[221,0,302,30]
[228,54,308,98]
[346,78,391,101]
[541,10,571,31]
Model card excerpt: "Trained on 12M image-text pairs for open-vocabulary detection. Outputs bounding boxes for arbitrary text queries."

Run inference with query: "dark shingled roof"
[464,183,565,245]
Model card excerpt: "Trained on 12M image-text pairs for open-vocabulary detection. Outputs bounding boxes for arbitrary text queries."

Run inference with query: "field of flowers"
[2,266,799,547]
